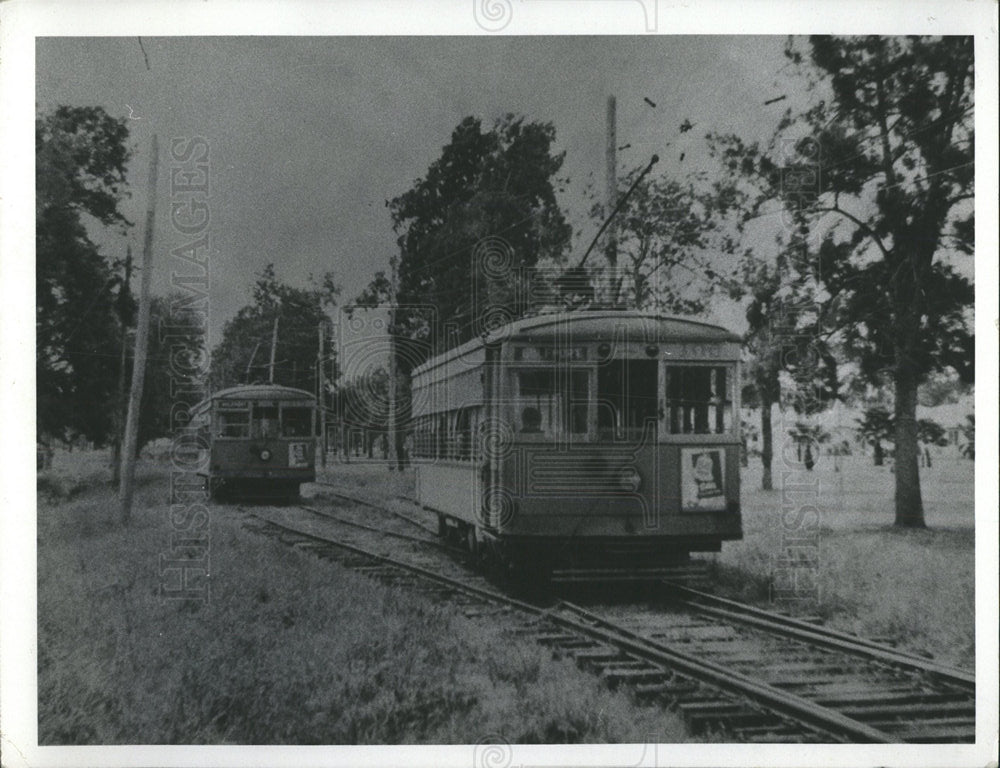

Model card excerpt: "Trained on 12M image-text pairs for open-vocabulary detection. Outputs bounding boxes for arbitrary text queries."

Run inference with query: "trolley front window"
[597,359,659,439]
[664,365,733,435]
[513,369,588,436]
[217,409,250,438]
[252,405,280,439]
[281,406,313,437]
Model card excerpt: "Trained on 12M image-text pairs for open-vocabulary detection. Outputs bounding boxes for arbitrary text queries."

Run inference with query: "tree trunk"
[111,438,122,483]
[873,442,883,466]
[760,396,773,491]
[893,354,925,527]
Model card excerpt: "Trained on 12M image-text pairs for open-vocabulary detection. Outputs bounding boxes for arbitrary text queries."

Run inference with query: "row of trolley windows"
[412,408,482,462]
[411,363,734,456]
[213,406,315,439]
[511,363,733,437]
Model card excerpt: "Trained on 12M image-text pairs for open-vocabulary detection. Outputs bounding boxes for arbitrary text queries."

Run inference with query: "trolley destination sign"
[509,341,741,363]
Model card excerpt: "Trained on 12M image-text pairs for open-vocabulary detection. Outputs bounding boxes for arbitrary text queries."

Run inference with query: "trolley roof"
[412,311,741,377]
[193,384,316,412]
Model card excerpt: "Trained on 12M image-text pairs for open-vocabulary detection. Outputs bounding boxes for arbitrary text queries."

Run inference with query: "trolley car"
[409,311,742,581]
[191,384,318,501]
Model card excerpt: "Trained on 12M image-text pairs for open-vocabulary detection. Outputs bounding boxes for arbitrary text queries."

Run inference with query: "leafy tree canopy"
[365,114,571,361]
[585,166,737,313]
[210,264,340,392]
[708,36,974,526]
[138,294,207,449]
[36,106,132,445]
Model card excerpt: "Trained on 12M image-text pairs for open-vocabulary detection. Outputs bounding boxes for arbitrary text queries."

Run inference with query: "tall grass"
[712,473,975,670]
[38,462,685,744]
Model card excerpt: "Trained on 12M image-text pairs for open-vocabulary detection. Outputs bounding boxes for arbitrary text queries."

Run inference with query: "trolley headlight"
[259,448,272,462]
[618,466,642,492]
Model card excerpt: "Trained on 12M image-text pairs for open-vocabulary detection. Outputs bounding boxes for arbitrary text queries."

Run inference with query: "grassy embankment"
[711,455,976,669]
[320,455,976,670]
[37,451,684,744]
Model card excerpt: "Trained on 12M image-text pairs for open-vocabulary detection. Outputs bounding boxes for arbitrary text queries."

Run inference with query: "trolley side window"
[216,409,250,438]
[281,406,313,437]
[513,369,588,436]
[664,365,733,435]
[596,359,659,438]
[412,415,434,459]
[453,406,479,461]
[251,404,280,439]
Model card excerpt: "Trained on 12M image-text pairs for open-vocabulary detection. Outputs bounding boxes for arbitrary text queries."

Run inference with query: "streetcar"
[409,311,742,581]
[191,384,318,501]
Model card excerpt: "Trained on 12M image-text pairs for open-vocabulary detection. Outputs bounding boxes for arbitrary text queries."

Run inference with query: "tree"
[357,114,571,467]
[108,291,206,476]
[918,368,972,407]
[787,421,831,470]
[139,294,207,449]
[380,114,571,355]
[857,406,894,466]
[737,247,838,489]
[958,414,974,460]
[210,264,339,391]
[587,167,730,313]
[36,106,132,445]
[713,36,974,527]
[332,365,391,459]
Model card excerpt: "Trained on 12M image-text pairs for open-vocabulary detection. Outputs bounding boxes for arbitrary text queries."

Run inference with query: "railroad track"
[238,499,976,743]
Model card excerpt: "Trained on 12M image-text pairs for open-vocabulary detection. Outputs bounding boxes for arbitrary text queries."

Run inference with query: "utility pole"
[119,134,159,525]
[268,315,280,383]
[317,320,326,467]
[387,263,398,471]
[605,95,618,303]
[112,244,133,483]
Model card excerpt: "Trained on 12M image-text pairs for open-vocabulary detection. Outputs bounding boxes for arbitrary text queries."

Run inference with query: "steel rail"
[664,582,975,689]
[304,491,972,687]
[554,600,895,744]
[249,507,896,743]
[298,503,450,552]
[311,482,435,534]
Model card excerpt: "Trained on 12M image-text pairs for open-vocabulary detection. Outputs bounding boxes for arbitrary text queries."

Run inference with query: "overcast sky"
[37,36,833,347]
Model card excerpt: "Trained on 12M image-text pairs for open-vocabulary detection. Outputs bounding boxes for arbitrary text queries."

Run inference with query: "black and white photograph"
[1,1,997,766]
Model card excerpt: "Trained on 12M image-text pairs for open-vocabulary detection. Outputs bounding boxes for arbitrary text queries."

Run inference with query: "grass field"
[320,452,977,670]
[35,448,976,743]
[36,453,685,744]
[712,454,975,669]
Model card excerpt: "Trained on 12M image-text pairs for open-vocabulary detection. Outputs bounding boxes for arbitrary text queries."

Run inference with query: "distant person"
[521,406,543,433]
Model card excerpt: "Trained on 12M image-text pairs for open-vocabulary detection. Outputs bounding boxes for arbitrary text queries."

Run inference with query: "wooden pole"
[387,260,399,470]
[605,96,618,285]
[111,245,133,483]
[119,135,159,524]
[317,321,326,466]
[268,315,280,383]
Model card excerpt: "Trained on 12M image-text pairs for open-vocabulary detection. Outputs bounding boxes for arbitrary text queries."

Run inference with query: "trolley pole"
[268,315,280,383]
[119,134,159,525]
